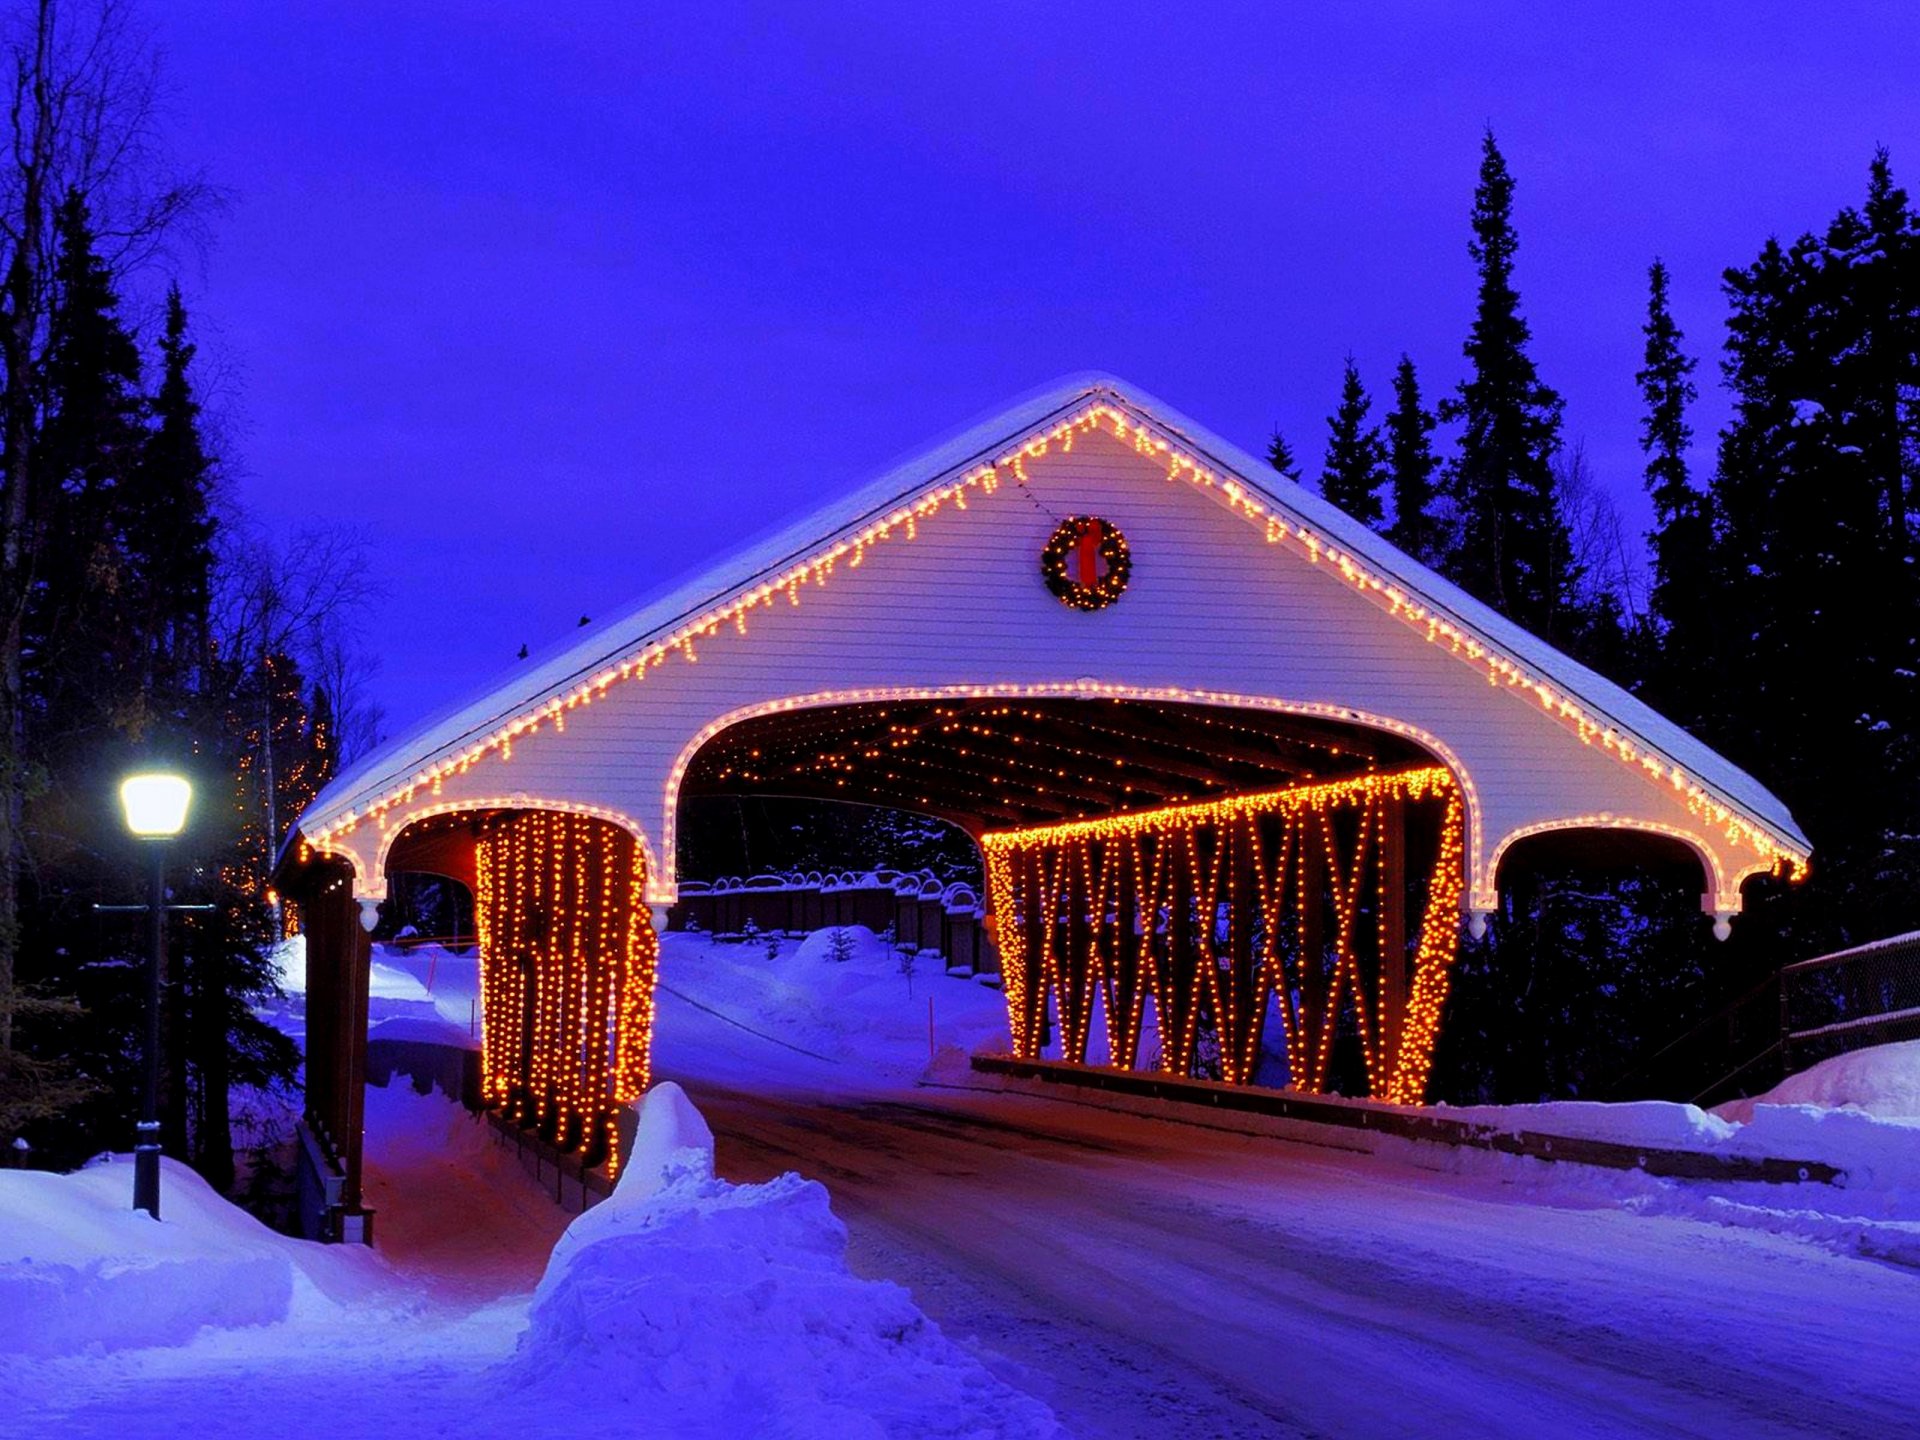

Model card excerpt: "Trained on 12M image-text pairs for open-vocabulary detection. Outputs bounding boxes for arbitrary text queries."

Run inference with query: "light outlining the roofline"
[299,398,1808,884]
[1480,813,1778,936]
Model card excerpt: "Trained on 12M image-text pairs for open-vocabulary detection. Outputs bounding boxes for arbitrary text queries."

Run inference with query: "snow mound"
[509,1084,1057,1439]
[614,1078,713,1201]
[1718,1039,1920,1124]
[0,1156,376,1358]
[361,1078,496,1168]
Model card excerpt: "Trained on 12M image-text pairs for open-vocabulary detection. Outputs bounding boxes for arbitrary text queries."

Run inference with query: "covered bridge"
[278,374,1808,1238]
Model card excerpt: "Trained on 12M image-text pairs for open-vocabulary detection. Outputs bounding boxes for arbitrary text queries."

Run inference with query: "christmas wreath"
[1041,516,1131,611]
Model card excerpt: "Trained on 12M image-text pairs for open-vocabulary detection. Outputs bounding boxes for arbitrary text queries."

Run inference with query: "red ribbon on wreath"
[1042,516,1131,611]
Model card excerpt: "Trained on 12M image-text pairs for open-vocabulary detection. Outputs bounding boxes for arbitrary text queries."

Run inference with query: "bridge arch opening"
[671,694,1467,1103]
[1434,823,1738,1105]
[379,806,657,1178]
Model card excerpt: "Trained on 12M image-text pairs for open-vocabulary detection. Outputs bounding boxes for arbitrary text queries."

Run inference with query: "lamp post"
[117,772,192,1220]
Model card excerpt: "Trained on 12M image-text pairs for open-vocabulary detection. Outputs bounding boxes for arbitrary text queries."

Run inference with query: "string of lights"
[302,401,1806,896]
[982,765,1463,1105]
[472,811,657,1174]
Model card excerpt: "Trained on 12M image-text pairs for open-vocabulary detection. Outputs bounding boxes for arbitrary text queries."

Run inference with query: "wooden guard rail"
[970,1054,1841,1185]
[1614,928,1920,1108]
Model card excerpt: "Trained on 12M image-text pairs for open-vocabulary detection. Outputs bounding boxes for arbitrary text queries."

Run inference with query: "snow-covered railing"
[666,868,997,974]
[1783,931,1920,1071]
[1615,929,1920,1108]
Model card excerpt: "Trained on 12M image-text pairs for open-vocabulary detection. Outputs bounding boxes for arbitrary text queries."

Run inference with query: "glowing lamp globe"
[119,773,192,839]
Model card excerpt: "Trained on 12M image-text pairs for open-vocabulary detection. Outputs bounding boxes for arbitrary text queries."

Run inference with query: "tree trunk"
[0,2,56,1076]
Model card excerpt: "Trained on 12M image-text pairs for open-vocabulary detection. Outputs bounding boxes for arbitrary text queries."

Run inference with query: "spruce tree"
[1265,428,1303,482]
[28,194,150,731]
[1636,260,1711,702]
[1318,358,1388,526]
[13,195,166,1155]
[1686,151,1920,954]
[9,262,303,1187]
[1438,131,1581,642]
[1384,355,1444,566]
[131,286,217,705]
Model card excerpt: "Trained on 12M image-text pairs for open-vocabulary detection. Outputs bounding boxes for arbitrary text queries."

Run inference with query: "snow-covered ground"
[3,928,1919,1437]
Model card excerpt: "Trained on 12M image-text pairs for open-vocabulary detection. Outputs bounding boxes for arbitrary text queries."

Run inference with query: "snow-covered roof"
[296,373,1809,859]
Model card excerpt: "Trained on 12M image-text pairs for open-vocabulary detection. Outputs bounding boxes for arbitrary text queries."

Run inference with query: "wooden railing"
[670,871,997,973]
[1611,929,1920,1107]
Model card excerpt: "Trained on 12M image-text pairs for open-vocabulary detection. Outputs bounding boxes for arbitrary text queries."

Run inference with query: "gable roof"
[295,373,1810,863]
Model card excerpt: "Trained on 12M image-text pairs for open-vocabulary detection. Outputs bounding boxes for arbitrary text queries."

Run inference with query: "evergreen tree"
[1636,259,1711,702]
[1384,355,1445,565]
[1438,132,1582,643]
[9,194,154,1145]
[1675,150,1920,955]
[27,194,151,733]
[1265,428,1303,483]
[130,286,217,706]
[1318,358,1388,526]
[9,262,301,1187]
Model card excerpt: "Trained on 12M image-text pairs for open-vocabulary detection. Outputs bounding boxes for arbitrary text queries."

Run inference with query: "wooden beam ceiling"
[679,697,1430,830]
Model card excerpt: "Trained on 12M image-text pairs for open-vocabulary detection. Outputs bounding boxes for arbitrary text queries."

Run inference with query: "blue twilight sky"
[151,4,1920,738]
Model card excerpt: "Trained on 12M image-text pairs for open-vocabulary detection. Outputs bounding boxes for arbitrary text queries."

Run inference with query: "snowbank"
[1695,1041,1920,1223]
[1717,1038,1920,1124]
[362,1078,496,1169]
[0,1156,379,1358]
[508,1083,1058,1439]
[1397,1046,1920,1267]
[1425,1056,1920,1201]
[368,1011,479,1050]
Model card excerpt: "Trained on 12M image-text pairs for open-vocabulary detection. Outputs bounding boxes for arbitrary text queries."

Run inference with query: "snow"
[656,925,1012,1082]
[0,1156,384,1358]
[366,943,483,1039]
[0,939,1057,1438]
[7,933,1920,1437]
[1434,1096,1738,1149]
[1718,1038,1920,1122]
[511,1083,1056,1440]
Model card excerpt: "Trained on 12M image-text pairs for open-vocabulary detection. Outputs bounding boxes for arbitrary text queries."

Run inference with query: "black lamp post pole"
[134,840,165,1219]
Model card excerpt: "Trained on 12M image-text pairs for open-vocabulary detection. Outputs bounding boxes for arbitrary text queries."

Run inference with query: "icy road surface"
[652,971,1920,1440]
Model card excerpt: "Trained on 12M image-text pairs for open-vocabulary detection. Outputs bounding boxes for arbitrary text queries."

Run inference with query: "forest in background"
[5,0,1920,1195]
[0,2,380,1189]
[1275,133,1919,1102]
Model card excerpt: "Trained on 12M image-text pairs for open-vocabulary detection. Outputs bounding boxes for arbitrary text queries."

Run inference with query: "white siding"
[327,428,1775,917]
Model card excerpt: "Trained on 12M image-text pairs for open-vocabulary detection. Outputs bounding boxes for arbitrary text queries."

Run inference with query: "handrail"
[1782,931,1920,975]
[1604,969,1780,1099]
[381,933,475,952]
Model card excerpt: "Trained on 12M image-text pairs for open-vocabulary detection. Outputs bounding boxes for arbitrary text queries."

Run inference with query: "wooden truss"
[982,765,1466,1105]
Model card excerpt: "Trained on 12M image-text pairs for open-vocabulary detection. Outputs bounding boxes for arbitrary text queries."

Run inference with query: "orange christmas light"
[982,764,1465,1106]
[299,398,1804,902]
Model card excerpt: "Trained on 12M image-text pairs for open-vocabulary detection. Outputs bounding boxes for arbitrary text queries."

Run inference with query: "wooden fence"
[1613,928,1920,1106]
[669,870,998,974]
